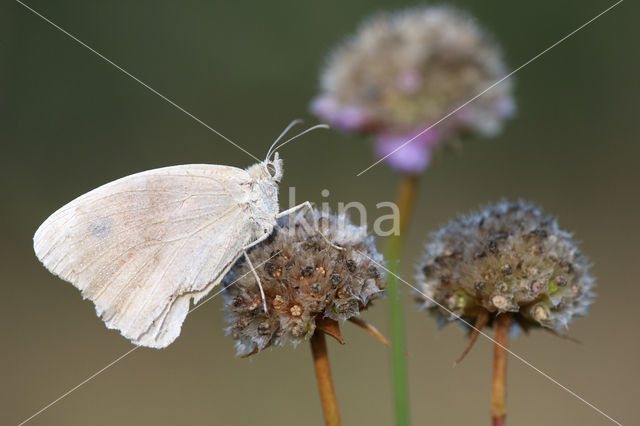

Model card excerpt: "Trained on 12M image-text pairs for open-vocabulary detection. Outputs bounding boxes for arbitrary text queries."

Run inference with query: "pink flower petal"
[374,128,440,174]
[310,94,339,122]
[333,105,371,131]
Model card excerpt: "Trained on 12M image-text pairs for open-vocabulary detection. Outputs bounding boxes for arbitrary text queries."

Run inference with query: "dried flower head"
[223,210,385,356]
[415,201,594,333]
[311,6,515,174]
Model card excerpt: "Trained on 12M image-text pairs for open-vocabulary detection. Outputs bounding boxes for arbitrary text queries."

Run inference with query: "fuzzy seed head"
[223,210,385,356]
[415,201,594,332]
[312,7,514,170]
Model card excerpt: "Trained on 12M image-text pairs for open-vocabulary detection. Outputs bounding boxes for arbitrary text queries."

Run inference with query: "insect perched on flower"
[312,6,515,174]
[32,121,330,348]
[222,209,385,356]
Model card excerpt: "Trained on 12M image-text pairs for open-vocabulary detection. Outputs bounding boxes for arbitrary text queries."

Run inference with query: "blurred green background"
[1,0,638,425]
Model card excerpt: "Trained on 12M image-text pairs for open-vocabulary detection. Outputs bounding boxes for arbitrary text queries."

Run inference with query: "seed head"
[311,6,515,174]
[223,210,385,356]
[415,201,594,332]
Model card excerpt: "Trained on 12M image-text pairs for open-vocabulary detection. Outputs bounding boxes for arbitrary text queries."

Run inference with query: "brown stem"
[311,331,342,426]
[396,175,419,234]
[491,314,511,426]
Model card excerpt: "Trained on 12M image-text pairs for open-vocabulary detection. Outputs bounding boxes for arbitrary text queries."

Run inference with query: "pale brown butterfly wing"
[34,164,259,348]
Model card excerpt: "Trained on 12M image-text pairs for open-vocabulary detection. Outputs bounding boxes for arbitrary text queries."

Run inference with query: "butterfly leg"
[277,201,344,251]
[243,249,269,313]
[242,229,273,251]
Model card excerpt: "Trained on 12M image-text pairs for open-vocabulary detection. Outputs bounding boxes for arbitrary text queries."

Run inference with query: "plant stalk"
[387,174,419,426]
[491,314,511,426]
[311,331,342,426]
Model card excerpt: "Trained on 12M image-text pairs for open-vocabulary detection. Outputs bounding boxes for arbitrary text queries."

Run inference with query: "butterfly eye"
[266,163,277,178]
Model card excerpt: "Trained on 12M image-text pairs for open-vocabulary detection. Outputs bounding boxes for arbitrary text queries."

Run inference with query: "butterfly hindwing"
[34,164,258,348]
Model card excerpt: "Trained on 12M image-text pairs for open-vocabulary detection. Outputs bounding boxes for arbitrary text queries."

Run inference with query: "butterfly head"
[264,152,284,183]
[248,152,284,184]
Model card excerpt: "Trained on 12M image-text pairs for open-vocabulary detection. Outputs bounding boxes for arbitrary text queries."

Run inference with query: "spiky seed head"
[223,210,385,356]
[415,201,594,332]
[311,6,515,174]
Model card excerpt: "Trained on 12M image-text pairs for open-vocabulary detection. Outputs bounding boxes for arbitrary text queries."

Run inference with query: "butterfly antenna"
[271,124,330,155]
[266,119,304,160]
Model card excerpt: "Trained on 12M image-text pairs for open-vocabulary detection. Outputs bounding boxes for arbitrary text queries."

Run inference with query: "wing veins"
[112,205,240,338]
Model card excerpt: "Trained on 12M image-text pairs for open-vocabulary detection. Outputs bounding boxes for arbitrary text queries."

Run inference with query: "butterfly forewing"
[34,164,258,348]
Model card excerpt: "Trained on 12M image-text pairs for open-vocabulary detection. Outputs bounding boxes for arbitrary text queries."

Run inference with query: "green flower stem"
[386,174,419,426]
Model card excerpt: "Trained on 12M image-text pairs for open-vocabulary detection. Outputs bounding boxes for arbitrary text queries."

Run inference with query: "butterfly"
[33,121,331,348]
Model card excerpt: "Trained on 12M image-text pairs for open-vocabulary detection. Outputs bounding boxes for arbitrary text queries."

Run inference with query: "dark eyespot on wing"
[89,217,112,238]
